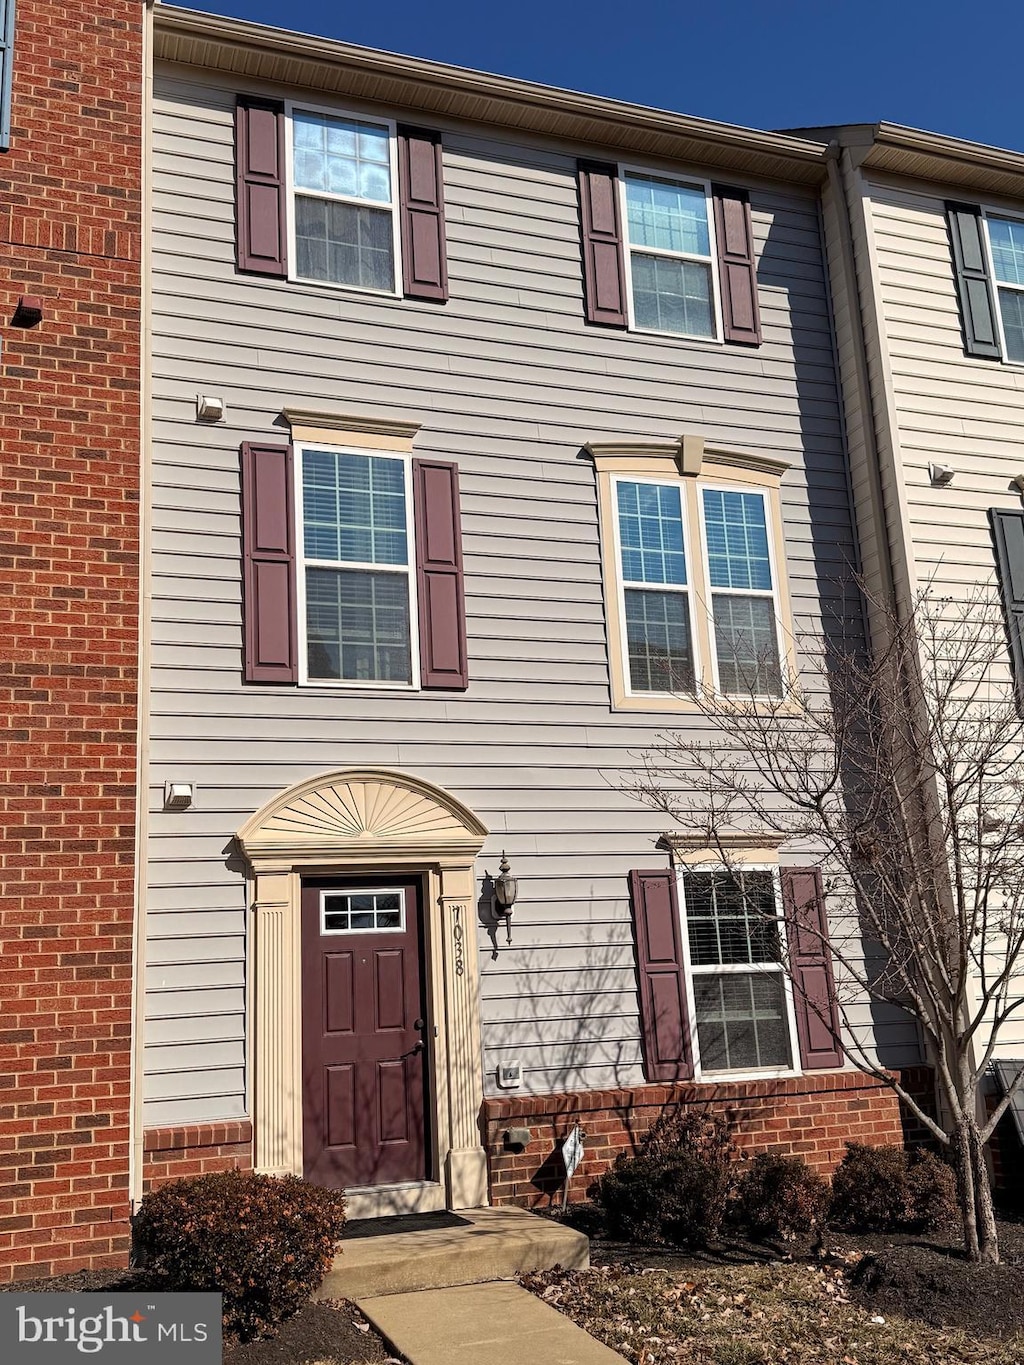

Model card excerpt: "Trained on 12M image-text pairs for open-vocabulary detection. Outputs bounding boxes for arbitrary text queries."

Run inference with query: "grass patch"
[521,1261,1024,1364]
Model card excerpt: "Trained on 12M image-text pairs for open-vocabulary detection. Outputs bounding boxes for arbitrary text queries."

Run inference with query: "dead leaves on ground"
[520,1261,1024,1365]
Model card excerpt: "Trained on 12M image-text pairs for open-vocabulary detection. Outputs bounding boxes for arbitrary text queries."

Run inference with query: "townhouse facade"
[135,6,917,1221]
[0,1,144,1280]
[813,122,1024,1173]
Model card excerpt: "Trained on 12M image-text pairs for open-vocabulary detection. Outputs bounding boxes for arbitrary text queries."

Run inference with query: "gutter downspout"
[129,0,157,1213]
[823,140,900,613]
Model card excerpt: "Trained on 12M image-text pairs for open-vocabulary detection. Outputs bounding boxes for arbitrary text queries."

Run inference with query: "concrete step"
[317,1206,589,1300]
[359,1281,626,1365]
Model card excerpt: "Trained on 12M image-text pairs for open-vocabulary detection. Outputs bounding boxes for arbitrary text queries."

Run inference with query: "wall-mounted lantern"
[491,851,518,944]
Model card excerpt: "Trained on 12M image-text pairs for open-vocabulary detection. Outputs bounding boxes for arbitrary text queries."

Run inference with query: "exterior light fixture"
[492,851,518,945]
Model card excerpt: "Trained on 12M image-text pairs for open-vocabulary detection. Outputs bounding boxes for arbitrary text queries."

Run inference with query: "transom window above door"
[321,888,406,934]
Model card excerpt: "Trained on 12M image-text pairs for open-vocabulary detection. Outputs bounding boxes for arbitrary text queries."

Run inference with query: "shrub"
[735,1151,829,1241]
[829,1142,957,1233]
[906,1149,958,1231]
[591,1110,735,1247]
[134,1171,347,1340]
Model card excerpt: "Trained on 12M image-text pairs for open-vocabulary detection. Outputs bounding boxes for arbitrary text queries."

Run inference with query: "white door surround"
[236,767,489,1213]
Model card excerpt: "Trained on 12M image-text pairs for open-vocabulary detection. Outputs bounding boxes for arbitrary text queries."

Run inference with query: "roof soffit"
[154,7,827,185]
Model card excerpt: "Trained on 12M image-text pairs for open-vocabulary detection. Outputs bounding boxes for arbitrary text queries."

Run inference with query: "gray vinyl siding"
[863,173,1024,1058]
[143,63,908,1127]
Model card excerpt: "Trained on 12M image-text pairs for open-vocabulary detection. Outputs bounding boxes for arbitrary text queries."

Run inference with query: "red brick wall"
[483,1071,905,1207]
[0,1,143,1281]
[142,1124,254,1193]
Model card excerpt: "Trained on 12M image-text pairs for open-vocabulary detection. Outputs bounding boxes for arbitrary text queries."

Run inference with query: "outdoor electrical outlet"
[496,1061,522,1089]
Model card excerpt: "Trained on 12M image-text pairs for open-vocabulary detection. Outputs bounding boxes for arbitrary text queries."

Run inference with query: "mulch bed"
[567,1208,1024,1342]
[0,1271,400,1364]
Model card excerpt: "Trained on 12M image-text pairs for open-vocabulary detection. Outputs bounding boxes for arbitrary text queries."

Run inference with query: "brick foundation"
[482,1071,906,1207]
[142,1123,254,1193]
[0,1,143,1281]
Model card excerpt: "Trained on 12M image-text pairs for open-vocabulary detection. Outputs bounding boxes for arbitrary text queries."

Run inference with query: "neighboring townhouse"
[135,6,927,1219]
[813,122,1024,1179]
[0,2,144,1278]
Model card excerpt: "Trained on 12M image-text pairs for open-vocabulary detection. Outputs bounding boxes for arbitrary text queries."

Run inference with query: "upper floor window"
[240,432,468,691]
[621,171,719,340]
[578,161,761,345]
[297,446,415,685]
[947,201,1024,365]
[986,215,1024,363]
[592,438,793,710]
[235,96,448,301]
[609,473,786,704]
[289,107,401,295]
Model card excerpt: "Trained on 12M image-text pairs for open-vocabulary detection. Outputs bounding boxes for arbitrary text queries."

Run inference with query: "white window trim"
[293,439,420,691]
[284,98,403,299]
[610,473,703,699]
[320,887,407,935]
[675,863,801,1083]
[697,480,787,700]
[617,163,724,344]
[982,207,1024,365]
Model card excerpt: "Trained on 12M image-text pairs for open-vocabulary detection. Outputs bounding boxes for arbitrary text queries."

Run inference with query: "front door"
[301,875,429,1188]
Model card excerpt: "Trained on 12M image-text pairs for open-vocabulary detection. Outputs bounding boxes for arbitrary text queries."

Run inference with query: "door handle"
[411,1039,425,1054]
[414,1017,425,1031]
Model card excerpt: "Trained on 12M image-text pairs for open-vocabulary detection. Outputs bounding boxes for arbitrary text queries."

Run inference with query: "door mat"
[344,1211,473,1240]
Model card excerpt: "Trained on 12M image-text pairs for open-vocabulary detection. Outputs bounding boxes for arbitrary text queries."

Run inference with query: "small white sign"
[561,1123,584,1179]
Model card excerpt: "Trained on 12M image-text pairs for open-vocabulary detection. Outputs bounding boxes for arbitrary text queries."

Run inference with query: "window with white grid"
[987,215,1024,364]
[682,870,795,1074]
[621,170,719,340]
[702,487,783,697]
[289,105,399,293]
[615,479,696,693]
[298,445,415,686]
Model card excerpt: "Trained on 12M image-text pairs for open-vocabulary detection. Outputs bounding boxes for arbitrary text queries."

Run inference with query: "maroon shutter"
[629,870,693,1082]
[781,867,843,1070]
[241,442,298,683]
[236,97,287,277]
[412,458,468,690]
[398,126,448,302]
[578,160,628,328]
[712,185,761,346]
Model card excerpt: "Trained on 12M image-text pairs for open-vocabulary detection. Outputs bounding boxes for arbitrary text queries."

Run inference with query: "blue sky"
[176,0,1024,153]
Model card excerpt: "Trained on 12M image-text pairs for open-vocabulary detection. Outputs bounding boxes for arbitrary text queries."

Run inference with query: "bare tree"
[626,585,1024,1263]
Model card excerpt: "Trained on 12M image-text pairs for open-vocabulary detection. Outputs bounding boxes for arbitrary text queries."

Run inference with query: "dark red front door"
[301,875,429,1188]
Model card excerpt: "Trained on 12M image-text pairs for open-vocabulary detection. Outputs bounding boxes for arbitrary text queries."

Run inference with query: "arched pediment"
[236,767,488,862]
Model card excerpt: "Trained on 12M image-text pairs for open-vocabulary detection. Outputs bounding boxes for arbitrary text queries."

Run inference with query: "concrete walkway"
[359,1280,627,1365]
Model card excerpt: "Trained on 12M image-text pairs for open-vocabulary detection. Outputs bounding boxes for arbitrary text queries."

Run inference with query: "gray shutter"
[993,1061,1024,1147]
[989,508,1024,711]
[0,0,15,151]
[946,202,1001,360]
